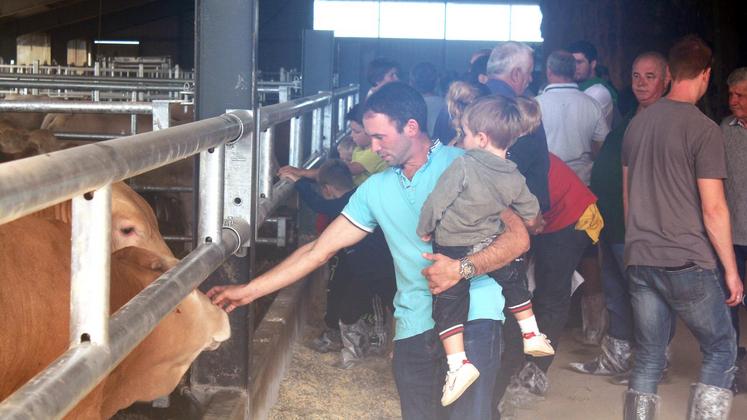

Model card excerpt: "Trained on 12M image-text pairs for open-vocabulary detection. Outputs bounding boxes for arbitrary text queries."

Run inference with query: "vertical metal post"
[338,97,345,132]
[151,100,172,131]
[289,116,303,167]
[31,60,39,95]
[193,0,257,392]
[198,145,224,245]
[323,102,334,150]
[311,108,322,153]
[93,62,100,101]
[70,184,111,347]
[259,126,274,201]
[279,85,290,103]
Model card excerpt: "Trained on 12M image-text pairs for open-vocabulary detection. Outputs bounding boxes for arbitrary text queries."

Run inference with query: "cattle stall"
[0,81,358,419]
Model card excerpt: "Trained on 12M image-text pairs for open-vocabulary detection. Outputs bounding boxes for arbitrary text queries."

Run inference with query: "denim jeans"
[729,244,747,346]
[492,224,591,418]
[393,319,502,420]
[599,240,633,340]
[628,265,737,393]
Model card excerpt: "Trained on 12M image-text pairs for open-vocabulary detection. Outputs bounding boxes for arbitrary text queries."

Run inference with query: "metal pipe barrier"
[0,84,358,419]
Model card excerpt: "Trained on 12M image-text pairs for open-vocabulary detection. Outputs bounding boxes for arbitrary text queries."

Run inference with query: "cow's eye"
[120,227,135,235]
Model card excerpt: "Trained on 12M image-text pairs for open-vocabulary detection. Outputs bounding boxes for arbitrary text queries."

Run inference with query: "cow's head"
[111,182,178,268]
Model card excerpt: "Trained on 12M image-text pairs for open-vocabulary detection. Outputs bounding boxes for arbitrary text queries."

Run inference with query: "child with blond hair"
[418,95,554,406]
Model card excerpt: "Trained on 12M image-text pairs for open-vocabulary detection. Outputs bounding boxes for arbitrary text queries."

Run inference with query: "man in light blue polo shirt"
[208,82,529,419]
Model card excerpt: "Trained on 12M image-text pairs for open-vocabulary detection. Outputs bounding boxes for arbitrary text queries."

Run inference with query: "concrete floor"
[271,309,747,419]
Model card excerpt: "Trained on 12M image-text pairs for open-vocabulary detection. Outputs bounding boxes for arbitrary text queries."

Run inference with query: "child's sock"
[518,315,540,336]
[447,351,468,372]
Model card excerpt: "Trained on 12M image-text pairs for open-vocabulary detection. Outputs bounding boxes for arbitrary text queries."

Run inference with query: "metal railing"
[0,84,358,419]
[0,60,302,104]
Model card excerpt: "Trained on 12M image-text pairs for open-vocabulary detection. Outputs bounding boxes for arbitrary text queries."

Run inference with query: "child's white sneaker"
[441,361,480,406]
[523,332,555,357]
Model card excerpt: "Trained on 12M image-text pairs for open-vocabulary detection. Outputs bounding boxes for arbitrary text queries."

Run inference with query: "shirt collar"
[393,140,441,179]
[542,82,580,93]
[486,79,517,98]
[729,116,747,129]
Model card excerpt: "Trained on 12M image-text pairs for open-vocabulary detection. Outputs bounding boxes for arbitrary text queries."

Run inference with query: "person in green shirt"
[279,105,387,186]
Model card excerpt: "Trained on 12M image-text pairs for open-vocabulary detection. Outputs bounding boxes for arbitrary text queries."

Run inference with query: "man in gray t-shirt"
[620,35,742,418]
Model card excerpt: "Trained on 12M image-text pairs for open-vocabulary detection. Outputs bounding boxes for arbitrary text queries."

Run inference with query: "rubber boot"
[308,327,342,353]
[498,361,549,417]
[686,383,733,420]
[570,335,632,375]
[335,318,371,369]
[610,346,672,386]
[623,389,659,420]
[575,292,608,346]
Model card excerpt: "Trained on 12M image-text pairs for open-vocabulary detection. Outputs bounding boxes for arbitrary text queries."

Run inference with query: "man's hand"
[421,253,461,294]
[278,165,302,182]
[420,233,432,242]
[207,284,253,313]
[724,271,744,307]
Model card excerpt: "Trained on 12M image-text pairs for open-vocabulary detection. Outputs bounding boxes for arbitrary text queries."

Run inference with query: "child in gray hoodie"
[417,95,553,406]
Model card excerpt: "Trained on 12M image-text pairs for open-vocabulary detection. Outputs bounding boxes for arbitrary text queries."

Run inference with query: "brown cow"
[0,216,230,419]
[31,182,177,265]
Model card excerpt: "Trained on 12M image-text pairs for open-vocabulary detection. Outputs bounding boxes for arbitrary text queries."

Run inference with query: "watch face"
[460,259,475,278]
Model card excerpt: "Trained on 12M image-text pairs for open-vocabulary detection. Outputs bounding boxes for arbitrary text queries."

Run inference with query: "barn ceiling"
[0,0,164,37]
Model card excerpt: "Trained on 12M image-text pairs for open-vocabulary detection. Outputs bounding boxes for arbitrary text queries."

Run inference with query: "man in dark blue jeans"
[622,35,742,419]
[208,82,529,419]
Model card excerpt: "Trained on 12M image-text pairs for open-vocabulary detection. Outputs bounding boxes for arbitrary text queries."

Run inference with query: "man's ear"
[403,118,421,136]
[510,67,522,84]
[591,59,598,73]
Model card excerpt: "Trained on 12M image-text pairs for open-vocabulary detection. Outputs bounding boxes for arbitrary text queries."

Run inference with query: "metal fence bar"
[288,116,302,167]
[0,101,154,114]
[311,108,322,154]
[258,126,275,200]
[70,184,112,348]
[0,113,245,225]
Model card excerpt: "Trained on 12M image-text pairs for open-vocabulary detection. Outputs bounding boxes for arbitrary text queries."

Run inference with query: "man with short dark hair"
[568,40,618,127]
[622,35,742,418]
[366,57,400,97]
[209,82,530,420]
[722,66,747,392]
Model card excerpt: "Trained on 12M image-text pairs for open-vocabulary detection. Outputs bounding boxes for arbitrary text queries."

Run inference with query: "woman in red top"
[496,154,601,409]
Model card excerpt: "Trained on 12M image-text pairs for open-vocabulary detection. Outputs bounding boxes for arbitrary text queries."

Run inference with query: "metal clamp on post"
[223,216,252,256]
[223,109,255,256]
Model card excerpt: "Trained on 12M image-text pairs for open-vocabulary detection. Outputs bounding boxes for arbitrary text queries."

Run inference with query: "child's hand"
[420,234,432,242]
[525,214,545,235]
[278,166,301,182]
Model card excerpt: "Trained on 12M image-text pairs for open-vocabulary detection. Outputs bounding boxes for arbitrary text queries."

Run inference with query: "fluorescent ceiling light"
[94,40,140,45]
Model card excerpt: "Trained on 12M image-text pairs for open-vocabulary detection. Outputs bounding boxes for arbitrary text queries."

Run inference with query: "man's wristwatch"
[458,257,476,280]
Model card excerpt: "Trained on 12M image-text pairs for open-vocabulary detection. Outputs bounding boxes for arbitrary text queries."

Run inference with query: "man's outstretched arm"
[208,215,369,312]
[422,209,530,294]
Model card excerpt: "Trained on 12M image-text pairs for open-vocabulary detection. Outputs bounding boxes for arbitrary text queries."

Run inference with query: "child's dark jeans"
[432,242,529,340]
